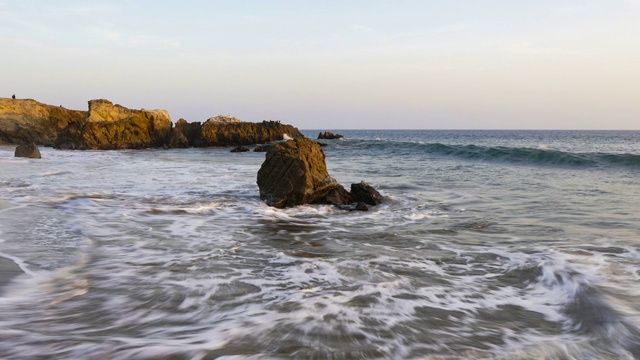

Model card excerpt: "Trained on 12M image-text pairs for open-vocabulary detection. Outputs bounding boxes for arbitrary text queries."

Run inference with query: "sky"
[1,1,639,129]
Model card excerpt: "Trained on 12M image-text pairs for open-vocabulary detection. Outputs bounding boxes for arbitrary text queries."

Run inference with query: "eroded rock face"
[55,99,173,150]
[201,120,303,147]
[0,98,86,145]
[14,142,41,158]
[257,137,351,208]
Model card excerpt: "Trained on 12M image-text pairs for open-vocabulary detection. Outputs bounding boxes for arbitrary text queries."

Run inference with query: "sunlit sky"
[1,1,639,129]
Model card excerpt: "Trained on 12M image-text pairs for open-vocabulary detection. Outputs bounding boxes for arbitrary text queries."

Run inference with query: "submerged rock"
[0,98,86,145]
[14,142,41,158]
[55,99,172,150]
[257,137,351,208]
[230,145,250,153]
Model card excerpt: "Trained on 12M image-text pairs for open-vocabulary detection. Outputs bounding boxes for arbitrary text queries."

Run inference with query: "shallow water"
[1,130,640,359]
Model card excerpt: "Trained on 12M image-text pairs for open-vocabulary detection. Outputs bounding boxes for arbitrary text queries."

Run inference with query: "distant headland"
[0,97,303,150]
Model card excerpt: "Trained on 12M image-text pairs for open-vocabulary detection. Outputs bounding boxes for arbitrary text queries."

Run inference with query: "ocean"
[1,130,639,359]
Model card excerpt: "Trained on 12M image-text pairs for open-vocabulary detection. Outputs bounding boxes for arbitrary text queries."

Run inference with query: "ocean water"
[1,130,640,359]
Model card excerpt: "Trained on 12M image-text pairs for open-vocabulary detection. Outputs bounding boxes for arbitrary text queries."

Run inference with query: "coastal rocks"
[14,142,41,158]
[201,120,303,147]
[55,99,173,150]
[257,137,382,210]
[169,119,204,148]
[318,131,344,140]
[0,98,86,145]
[257,137,351,208]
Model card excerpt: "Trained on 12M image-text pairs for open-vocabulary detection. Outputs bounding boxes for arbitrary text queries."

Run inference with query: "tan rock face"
[55,99,173,150]
[0,98,86,145]
[257,137,351,208]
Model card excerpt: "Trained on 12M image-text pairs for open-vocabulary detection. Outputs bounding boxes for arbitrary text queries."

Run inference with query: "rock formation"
[257,137,352,208]
[257,137,382,209]
[55,99,173,150]
[14,142,41,159]
[2,97,304,150]
[200,120,303,147]
[350,181,384,205]
[206,115,242,123]
[0,98,86,145]
[318,131,344,140]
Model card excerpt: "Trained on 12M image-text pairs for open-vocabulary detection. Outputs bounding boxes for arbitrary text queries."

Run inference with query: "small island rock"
[257,137,351,208]
[318,131,344,140]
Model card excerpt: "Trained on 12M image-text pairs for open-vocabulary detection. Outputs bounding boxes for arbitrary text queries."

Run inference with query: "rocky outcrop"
[351,181,383,205]
[14,142,41,158]
[201,120,303,147]
[2,97,304,150]
[0,98,86,145]
[257,137,351,208]
[55,99,172,150]
[168,119,204,148]
[318,131,344,140]
[257,137,382,209]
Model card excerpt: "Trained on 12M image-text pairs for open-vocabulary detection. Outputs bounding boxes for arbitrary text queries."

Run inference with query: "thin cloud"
[351,24,372,32]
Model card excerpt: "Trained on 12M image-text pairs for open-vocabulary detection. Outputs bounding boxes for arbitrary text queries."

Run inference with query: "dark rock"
[351,181,384,205]
[257,137,352,208]
[14,142,41,158]
[0,98,86,146]
[318,131,344,140]
[316,142,328,147]
[169,119,203,148]
[253,144,272,152]
[230,145,250,153]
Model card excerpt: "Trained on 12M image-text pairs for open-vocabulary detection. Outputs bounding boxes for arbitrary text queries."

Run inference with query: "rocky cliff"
[0,98,86,145]
[55,99,173,150]
[2,97,303,149]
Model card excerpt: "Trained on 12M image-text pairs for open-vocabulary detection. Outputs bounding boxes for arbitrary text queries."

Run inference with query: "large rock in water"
[55,99,172,150]
[0,98,86,145]
[14,142,41,158]
[257,137,352,208]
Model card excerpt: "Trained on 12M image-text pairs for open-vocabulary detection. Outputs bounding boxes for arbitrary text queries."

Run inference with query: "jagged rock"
[169,119,204,148]
[318,131,344,140]
[0,98,86,145]
[257,137,351,208]
[55,99,173,150]
[350,181,384,205]
[14,142,41,158]
[230,146,250,153]
[207,115,242,123]
[201,120,303,146]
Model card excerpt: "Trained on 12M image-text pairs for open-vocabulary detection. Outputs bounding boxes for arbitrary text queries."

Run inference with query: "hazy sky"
[1,1,639,129]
